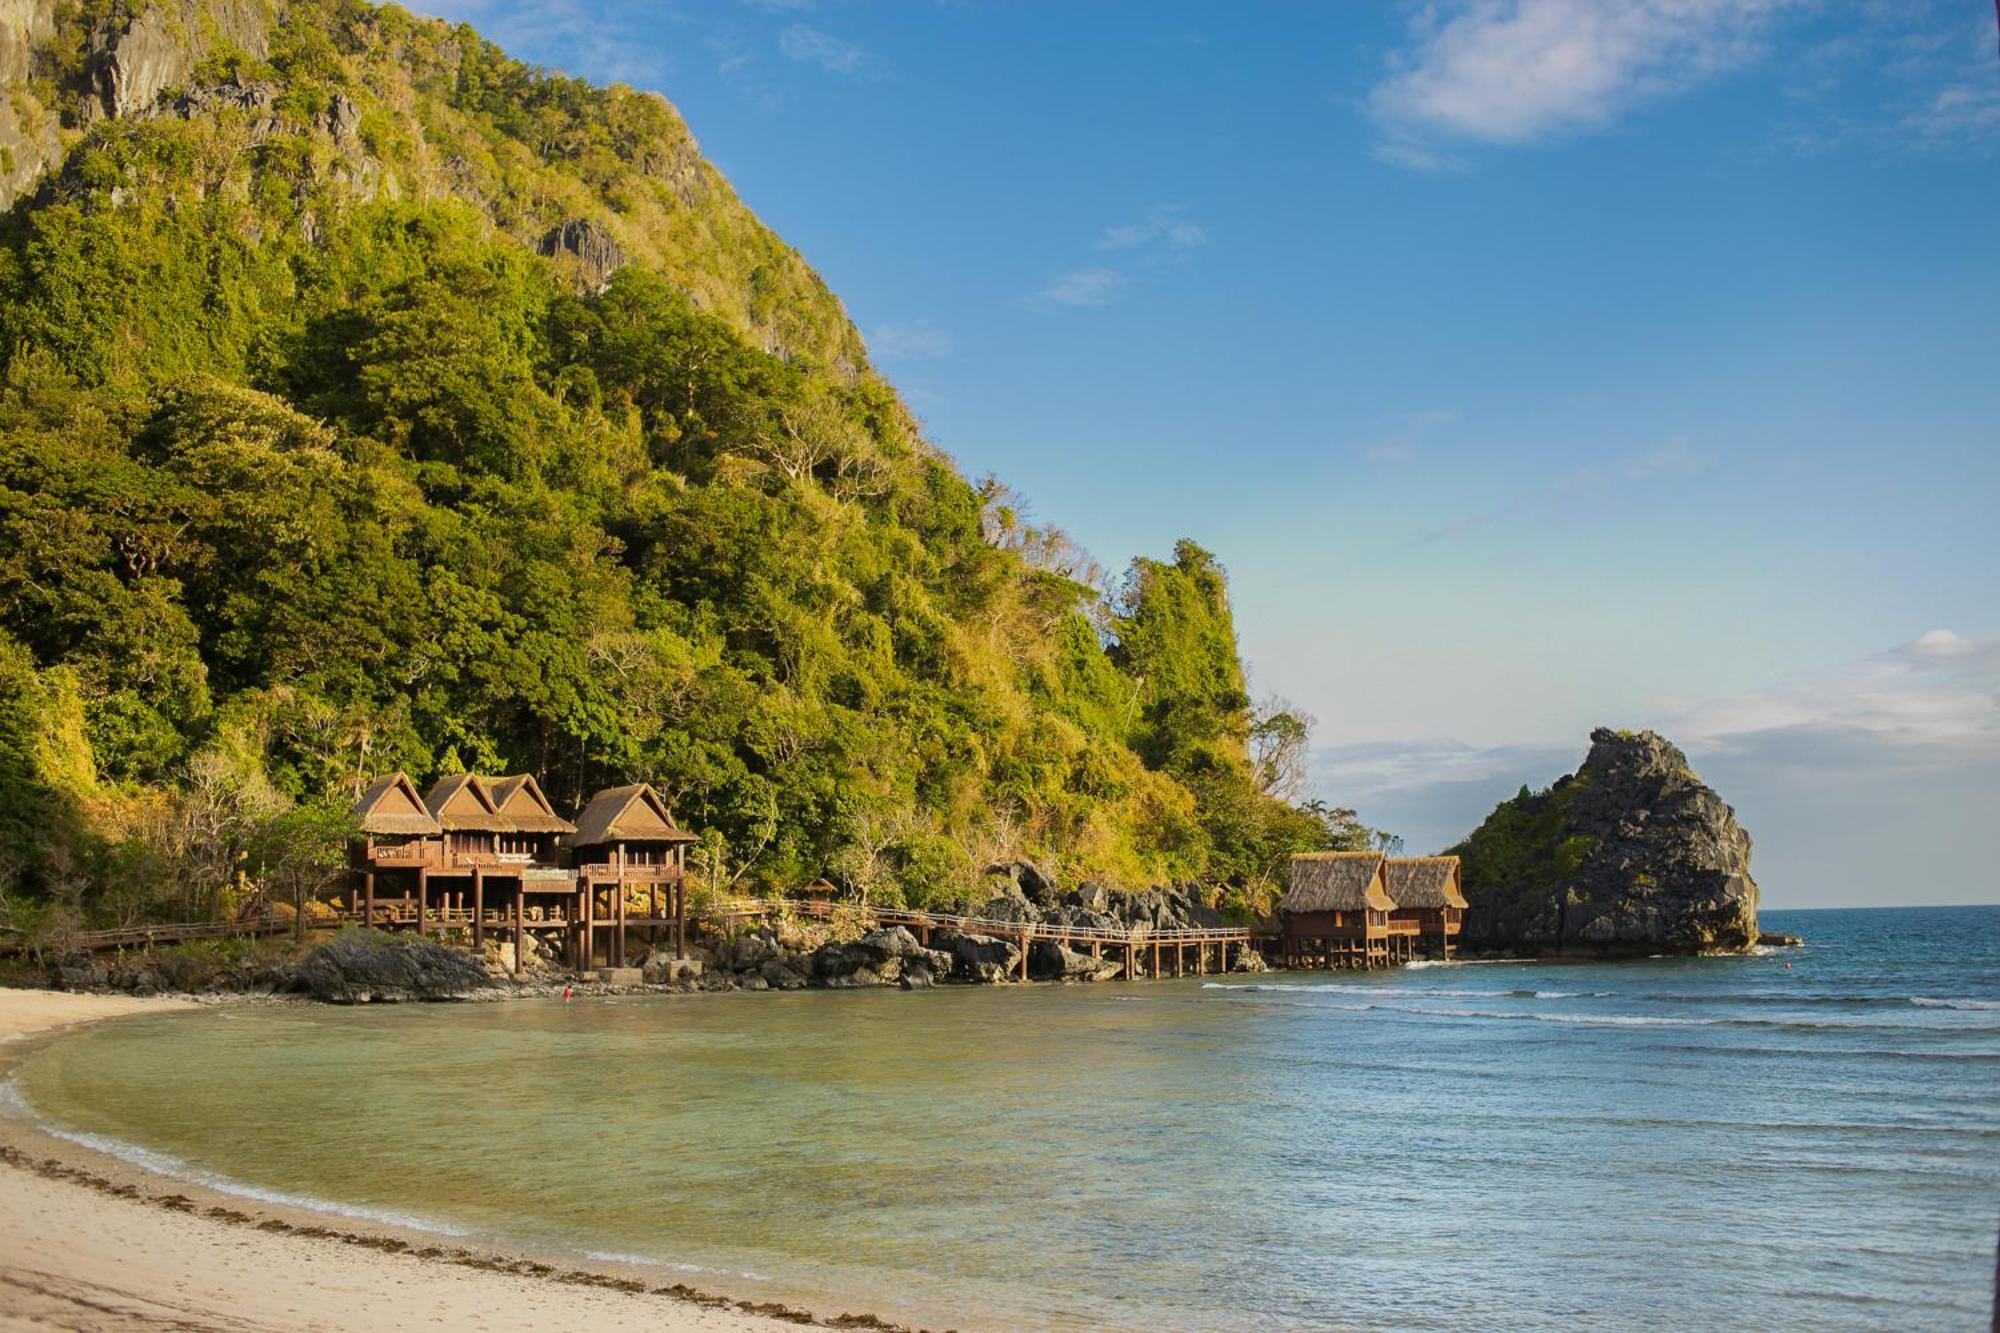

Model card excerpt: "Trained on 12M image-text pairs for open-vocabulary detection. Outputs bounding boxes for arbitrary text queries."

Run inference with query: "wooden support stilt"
[582,882,595,971]
[415,870,427,936]
[363,871,375,928]
[1017,929,1030,982]
[472,869,484,948]
[512,898,524,978]
[674,880,685,961]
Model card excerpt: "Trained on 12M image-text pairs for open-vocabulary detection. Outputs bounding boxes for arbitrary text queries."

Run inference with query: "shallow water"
[11,906,1999,1330]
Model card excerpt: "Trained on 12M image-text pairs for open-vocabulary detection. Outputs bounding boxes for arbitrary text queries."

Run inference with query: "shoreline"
[0,989,924,1333]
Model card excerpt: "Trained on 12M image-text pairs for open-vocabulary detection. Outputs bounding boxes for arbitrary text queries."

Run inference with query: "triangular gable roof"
[488,774,576,835]
[569,784,697,847]
[1383,856,1469,910]
[425,773,511,832]
[1281,851,1393,913]
[353,773,441,836]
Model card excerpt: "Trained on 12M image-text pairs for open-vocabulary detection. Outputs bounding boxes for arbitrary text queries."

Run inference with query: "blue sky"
[414,0,1999,907]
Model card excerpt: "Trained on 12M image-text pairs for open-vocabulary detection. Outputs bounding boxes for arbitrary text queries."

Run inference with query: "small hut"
[1383,856,1468,960]
[486,773,576,862]
[1280,851,1394,969]
[567,784,699,969]
[424,773,511,862]
[349,772,442,926]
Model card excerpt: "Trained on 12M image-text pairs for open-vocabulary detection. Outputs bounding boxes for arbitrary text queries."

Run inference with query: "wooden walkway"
[0,914,300,959]
[738,896,1260,981]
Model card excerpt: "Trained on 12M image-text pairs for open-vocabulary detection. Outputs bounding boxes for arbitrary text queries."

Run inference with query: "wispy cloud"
[1310,632,2000,903]
[1099,204,1209,253]
[1361,409,1458,465]
[869,319,953,360]
[1370,0,1800,166]
[1426,438,1701,540]
[1030,268,1128,309]
[779,23,869,75]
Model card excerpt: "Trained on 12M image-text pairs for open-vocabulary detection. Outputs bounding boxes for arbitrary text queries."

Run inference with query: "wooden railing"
[759,897,1255,947]
[0,914,302,958]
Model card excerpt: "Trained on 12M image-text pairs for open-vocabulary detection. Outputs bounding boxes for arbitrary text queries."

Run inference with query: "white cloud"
[1309,632,2000,904]
[1032,268,1128,309]
[779,24,868,75]
[1099,205,1209,253]
[869,319,953,360]
[1370,0,1799,159]
[1663,631,2000,754]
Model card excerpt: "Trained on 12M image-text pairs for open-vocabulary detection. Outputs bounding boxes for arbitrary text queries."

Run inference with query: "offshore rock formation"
[1453,728,1759,957]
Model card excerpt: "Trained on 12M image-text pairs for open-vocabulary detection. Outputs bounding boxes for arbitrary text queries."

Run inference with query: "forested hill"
[0,0,1364,927]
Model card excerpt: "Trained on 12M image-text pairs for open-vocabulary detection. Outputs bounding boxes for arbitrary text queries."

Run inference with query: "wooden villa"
[346,773,697,975]
[1279,851,1395,969]
[1383,855,1468,961]
[568,784,698,970]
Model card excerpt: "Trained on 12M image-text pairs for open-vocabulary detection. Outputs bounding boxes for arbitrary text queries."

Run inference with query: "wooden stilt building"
[1383,856,1468,960]
[1279,851,1395,969]
[564,784,696,971]
[344,773,696,976]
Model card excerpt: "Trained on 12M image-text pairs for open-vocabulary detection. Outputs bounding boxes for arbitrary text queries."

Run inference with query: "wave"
[1201,983,1611,1000]
[0,1076,472,1237]
[1910,996,2000,1011]
[581,1250,771,1282]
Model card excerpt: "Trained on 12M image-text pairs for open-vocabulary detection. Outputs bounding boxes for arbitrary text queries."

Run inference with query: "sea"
[6,905,1997,1331]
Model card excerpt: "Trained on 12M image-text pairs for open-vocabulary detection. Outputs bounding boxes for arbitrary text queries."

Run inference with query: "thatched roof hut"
[424,773,510,832]
[569,784,698,851]
[352,772,440,837]
[1383,856,1469,911]
[1282,851,1393,914]
[487,774,576,836]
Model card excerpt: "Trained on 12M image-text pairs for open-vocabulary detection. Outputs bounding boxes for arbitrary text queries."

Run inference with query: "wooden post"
[472,869,485,948]
[415,869,427,935]
[1152,939,1160,980]
[1017,928,1030,982]
[513,897,524,979]
[615,844,628,968]
[363,871,375,928]
[582,879,595,971]
[674,877,685,961]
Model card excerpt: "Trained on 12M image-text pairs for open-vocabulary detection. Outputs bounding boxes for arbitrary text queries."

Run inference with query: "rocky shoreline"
[30,860,1272,1005]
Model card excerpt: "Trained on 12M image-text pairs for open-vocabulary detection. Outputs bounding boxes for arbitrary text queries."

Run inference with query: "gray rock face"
[0,0,61,206]
[1457,728,1760,957]
[1027,939,1121,982]
[88,0,270,121]
[809,926,952,988]
[286,931,488,1002]
[933,929,1021,983]
[538,218,627,288]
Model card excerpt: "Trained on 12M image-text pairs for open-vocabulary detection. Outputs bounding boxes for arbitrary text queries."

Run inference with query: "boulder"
[286,931,488,1003]
[1456,728,1760,957]
[1028,939,1120,982]
[933,929,1021,984]
[810,927,954,987]
[972,893,1038,925]
[642,955,703,985]
[1231,948,1272,974]
[1062,881,1110,914]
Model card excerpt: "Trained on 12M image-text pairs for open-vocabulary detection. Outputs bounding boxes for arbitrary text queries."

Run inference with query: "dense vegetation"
[1446,776,1598,927]
[0,0,1369,941]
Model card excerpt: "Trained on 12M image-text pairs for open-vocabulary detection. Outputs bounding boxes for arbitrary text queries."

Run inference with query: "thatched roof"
[488,774,576,835]
[569,784,697,849]
[353,772,440,837]
[1384,856,1468,910]
[1282,852,1393,913]
[424,773,511,832]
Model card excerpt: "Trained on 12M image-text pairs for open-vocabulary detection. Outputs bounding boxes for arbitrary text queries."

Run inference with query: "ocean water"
[8,905,1997,1330]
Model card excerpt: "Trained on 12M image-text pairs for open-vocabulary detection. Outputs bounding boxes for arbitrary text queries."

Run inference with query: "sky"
[410,0,1999,908]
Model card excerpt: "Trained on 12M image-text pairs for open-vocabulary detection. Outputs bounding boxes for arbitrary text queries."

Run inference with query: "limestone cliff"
[1451,728,1759,956]
[0,0,867,375]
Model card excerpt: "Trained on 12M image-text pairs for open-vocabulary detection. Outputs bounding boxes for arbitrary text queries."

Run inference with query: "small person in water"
[561,984,573,1002]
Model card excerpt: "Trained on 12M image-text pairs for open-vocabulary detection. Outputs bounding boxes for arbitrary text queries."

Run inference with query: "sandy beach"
[0,990,871,1333]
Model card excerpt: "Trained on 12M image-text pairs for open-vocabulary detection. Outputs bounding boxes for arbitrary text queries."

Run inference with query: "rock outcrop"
[285,930,489,1002]
[1453,728,1759,957]
[538,219,628,289]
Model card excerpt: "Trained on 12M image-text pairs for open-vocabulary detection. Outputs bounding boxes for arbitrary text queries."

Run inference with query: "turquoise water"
[9,906,1998,1330]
